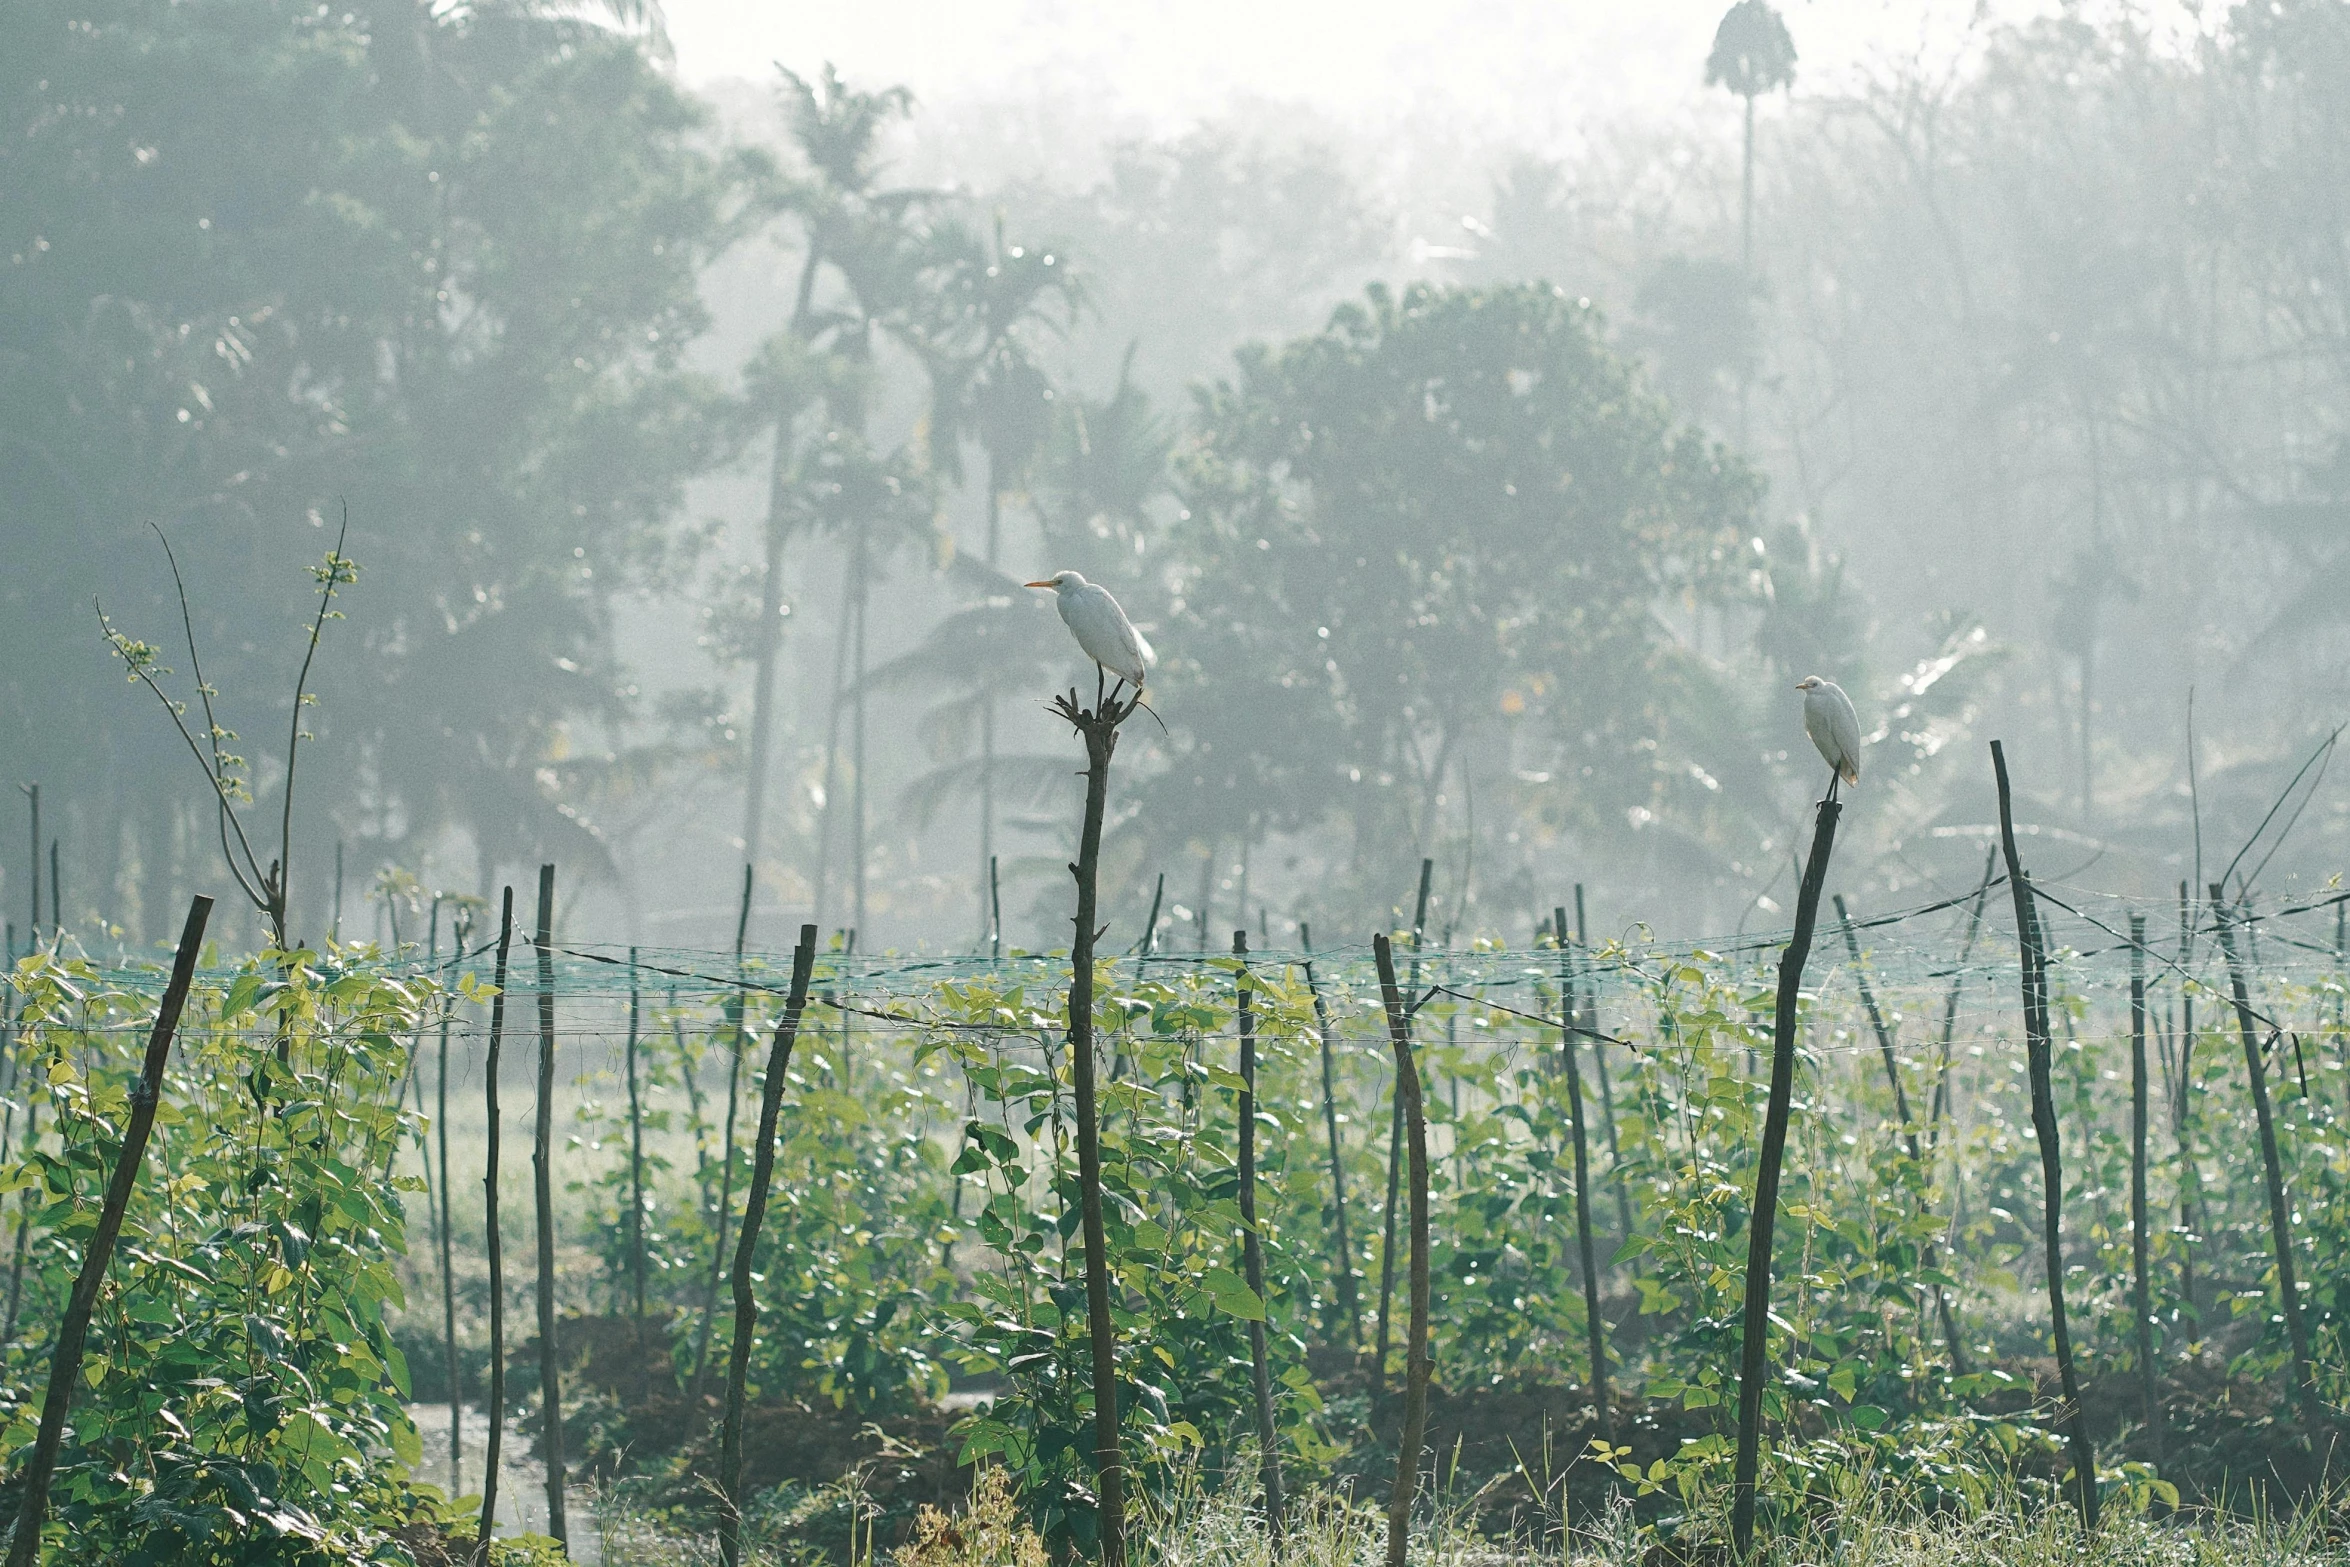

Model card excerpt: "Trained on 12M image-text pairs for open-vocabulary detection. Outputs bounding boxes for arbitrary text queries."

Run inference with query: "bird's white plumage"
[1798,676,1862,787]
[1027,571,1155,686]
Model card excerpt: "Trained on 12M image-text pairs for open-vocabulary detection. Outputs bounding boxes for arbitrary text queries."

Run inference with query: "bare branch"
[97,600,270,915]
[277,500,359,937]
[150,524,272,901]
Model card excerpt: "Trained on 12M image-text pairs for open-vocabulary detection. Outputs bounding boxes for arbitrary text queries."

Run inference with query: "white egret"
[1026,571,1155,693]
[1797,675,1862,801]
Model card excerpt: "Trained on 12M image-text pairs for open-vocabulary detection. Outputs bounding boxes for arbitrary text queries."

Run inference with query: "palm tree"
[907,216,1085,941]
[1706,0,1795,447]
[1706,0,1797,274]
[867,357,1166,944]
[735,65,923,918]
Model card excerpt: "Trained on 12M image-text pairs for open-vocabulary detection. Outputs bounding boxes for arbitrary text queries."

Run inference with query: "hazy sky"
[659,0,2204,138]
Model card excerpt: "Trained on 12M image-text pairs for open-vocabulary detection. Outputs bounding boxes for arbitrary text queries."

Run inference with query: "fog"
[6,0,2345,959]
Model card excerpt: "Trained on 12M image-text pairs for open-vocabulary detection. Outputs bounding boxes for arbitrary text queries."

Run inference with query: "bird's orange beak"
[1024,580,1053,589]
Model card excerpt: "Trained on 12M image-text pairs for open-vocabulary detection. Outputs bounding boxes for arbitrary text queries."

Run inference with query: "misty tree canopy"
[1149,282,1759,905]
[1,0,732,940]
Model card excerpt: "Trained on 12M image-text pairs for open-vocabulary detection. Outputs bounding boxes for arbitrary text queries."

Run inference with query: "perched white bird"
[1797,675,1862,800]
[1026,570,1156,690]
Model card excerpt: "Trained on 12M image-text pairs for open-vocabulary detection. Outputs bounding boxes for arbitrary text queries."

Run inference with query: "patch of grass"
[586,1467,2347,1567]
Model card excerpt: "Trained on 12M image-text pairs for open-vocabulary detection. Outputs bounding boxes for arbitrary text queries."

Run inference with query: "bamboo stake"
[1992,741,2097,1534]
[1554,906,1609,1445]
[1050,672,1144,1567]
[719,927,818,1567]
[1730,792,1841,1560]
[1299,923,1360,1348]
[1371,933,1430,1567]
[530,865,568,1548]
[1234,931,1286,1543]
[475,887,515,1566]
[3,894,209,1567]
[2128,915,2160,1456]
[1374,858,1432,1401]
[2211,888,2316,1421]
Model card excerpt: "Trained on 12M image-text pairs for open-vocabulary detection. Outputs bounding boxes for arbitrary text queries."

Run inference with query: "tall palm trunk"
[740,446,793,881]
[811,546,856,927]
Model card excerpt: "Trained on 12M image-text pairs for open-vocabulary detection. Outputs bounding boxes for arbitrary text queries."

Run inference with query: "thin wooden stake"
[475,887,516,1566]
[531,865,568,1548]
[625,948,649,1345]
[1992,741,2097,1534]
[1555,906,1609,1446]
[2173,881,2202,1314]
[1234,931,1286,1543]
[4,894,210,1567]
[437,915,466,1495]
[2211,887,2316,1421]
[1730,794,1841,1559]
[1372,933,1430,1567]
[2127,915,2160,1457]
[1299,922,1360,1348]
[720,926,818,1567]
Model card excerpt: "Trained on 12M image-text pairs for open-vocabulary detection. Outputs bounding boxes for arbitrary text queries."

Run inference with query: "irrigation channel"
[4,852,2350,1560]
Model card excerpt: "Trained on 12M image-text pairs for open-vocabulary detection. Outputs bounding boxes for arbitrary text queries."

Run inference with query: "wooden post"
[720,927,818,1567]
[1049,675,1145,1567]
[476,888,516,1566]
[2211,888,2316,1419]
[2127,916,2160,1455]
[1730,795,1840,1559]
[1299,923,1360,1346]
[4,895,210,1567]
[531,865,568,1549]
[1372,934,1430,1567]
[1992,741,2097,1533]
[1234,932,1285,1543]
[1555,906,1609,1445]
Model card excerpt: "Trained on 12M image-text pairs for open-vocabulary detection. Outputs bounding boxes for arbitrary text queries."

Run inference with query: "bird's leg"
[1823,768,1842,807]
[1094,663,1108,720]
